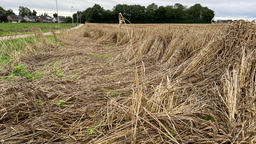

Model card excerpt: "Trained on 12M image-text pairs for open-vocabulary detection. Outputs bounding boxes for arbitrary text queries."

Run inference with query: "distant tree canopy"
[65,16,72,23]
[18,6,32,17]
[5,9,16,15]
[1,3,214,24]
[43,13,49,17]
[76,3,215,23]
[32,10,37,16]
[0,6,6,15]
[53,13,58,18]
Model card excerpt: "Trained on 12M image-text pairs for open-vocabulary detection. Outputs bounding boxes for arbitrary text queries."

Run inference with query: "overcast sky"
[1,0,256,20]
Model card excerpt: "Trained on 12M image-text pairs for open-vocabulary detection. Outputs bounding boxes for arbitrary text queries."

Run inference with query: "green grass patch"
[8,64,44,79]
[0,35,63,68]
[0,37,41,66]
[45,35,65,46]
[0,23,75,37]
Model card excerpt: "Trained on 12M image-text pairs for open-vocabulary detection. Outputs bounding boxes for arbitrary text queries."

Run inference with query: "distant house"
[7,15,23,23]
[24,16,40,22]
[226,20,233,23]
[53,16,66,23]
[39,16,54,23]
[217,19,233,23]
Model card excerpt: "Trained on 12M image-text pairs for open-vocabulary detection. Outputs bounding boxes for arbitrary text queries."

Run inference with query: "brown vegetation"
[0,20,256,143]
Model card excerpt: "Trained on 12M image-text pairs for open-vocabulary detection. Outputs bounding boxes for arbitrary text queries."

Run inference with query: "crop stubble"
[0,21,256,143]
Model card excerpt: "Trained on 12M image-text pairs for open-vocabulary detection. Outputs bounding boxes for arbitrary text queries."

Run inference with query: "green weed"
[34,71,45,79]
[35,99,44,105]
[8,64,31,79]
[52,66,65,78]
[86,129,95,135]
[125,91,132,96]
[72,75,78,79]
[171,130,176,137]
[59,73,65,78]
[112,91,121,97]
[8,64,44,80]
[86,115,105,135]
[56,100,67,109]
[205,115,214,122]
[100,89,109,92]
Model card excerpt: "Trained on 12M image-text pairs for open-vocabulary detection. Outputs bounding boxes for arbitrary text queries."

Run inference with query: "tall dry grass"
[83,20,256,143]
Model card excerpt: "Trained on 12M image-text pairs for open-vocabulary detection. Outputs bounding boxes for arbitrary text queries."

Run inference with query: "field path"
[0,24,84,41]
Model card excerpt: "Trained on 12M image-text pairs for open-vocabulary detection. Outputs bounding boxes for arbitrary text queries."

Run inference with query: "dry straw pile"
[85,20,256,143]
[0,18,256,143]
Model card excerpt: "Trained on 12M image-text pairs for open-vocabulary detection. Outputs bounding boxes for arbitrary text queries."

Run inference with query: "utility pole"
[55,0,60,28]
[77,11,78,24]
[71,6,73,25]
[80,13,81,23]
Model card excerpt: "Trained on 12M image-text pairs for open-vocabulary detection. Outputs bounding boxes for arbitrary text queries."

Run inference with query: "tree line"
[0,6,50,17]
[73,3,215,23]
[0,3,215,23]
[0,6,16,16]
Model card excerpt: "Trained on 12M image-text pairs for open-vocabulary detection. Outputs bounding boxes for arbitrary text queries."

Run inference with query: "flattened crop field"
[0,21,256,143]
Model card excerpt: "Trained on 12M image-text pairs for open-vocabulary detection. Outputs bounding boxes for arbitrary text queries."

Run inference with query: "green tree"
[43,13,48,17]
[32,10,37,16]
[165,5,175,20]
[113,4,130,19]
[0,6,5,14]
[202,7,215,21]
[88,4,105,23]
[155,6,167,21]
[187,4,214,22]
[173,3,186,20]
[97,9,114,23]
[55,3,215,24]
[146,3,158,21]
[73,11,82,23]
[18,6,32,17]
[187,4,203,20]
[53,13,57,18]
[113,4,146,22]
[129,5,146,22]
[73,13,77,23]
[80,7,92,23]
[5,9,15,15]
[65,16,72,23]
